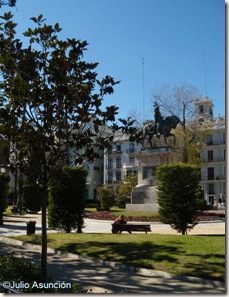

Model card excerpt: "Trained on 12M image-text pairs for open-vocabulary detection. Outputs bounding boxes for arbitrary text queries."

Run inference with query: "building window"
[116,158,121,168]
[207,167,214,180]
[209,105,213,115]
[207,150,213,161]
[207,134,213,145]
[108,159,112,169]
[108,172,113,183]
[116,171,121,181]
[208,183,215,194]
[199,105,204,113]
[116,144,121,152]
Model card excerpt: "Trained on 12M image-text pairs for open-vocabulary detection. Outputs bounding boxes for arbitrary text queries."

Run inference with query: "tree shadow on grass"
[57,240,180,270]
[51,236,225,281]
[183,253,225,282]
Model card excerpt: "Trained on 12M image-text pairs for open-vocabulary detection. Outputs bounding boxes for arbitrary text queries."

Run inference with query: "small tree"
[117,173,137,207]
[118,173,138,198]
[98,187,115,210]
[48,167,87,233]
[156,164,200,235]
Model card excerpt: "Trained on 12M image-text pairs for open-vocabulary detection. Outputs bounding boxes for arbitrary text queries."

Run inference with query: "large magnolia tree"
[0,12,134,280]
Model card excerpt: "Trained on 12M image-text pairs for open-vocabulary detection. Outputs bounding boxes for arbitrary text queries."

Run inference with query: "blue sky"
[1,0,225,120]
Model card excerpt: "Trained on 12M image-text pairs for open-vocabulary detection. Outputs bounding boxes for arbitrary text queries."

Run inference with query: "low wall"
[126,203,158,212]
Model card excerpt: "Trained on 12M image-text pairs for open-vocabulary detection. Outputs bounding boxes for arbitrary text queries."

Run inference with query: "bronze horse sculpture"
[140,115,180,148]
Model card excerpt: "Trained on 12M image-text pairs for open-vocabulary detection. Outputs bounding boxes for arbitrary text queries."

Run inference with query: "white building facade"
[103,131,141,192]
[194,97,225,205]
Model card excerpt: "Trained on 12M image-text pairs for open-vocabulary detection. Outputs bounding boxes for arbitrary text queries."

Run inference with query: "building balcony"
[106,164,122,170]
[202,157,225,163]
[105,179,121,184]
[201,175,225,181]
[206,140,225,146]
[122,162,139,169]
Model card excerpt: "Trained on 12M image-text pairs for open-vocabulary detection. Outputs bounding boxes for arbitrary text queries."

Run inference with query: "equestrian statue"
[139,102,181,148]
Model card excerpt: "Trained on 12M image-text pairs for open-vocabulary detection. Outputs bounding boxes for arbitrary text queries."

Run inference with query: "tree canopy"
[0,12,134,280]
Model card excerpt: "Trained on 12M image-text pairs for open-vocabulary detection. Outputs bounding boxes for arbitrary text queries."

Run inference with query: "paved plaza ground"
[0,212,226,236]
[0,213,226,294]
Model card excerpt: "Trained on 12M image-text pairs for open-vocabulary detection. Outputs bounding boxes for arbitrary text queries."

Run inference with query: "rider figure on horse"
[153,102,163,137]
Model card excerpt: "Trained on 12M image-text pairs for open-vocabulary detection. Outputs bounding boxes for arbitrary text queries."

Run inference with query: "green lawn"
[13,233,225,282]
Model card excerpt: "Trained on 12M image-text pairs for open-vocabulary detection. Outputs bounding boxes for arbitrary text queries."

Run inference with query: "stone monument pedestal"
[126,147,179,213]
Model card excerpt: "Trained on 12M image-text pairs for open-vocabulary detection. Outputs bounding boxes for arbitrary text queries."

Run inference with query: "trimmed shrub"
[157,164,200,235]
[98,187,115,210]
[48,167,87,233]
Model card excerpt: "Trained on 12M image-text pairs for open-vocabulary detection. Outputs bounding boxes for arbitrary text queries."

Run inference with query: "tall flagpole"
[200,22,208,96]
[142,57,145,119]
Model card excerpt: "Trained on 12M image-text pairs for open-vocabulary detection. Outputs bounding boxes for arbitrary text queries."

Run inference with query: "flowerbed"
[85,210,225,222]
[196,210,225,221]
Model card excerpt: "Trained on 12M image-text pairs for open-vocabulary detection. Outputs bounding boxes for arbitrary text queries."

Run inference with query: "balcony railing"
[105,179,121,184]
[202,157,225,163]
[207,140,225,146]
[201,175,225,181]
[122,162,139,168]
[106,164,122,169]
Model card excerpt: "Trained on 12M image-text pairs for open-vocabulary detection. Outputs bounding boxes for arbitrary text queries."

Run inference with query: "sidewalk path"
[0,214,226,293]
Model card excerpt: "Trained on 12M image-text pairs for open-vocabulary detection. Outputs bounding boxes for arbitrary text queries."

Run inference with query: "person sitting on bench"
[114,215,127,225]
[113,215,131,233]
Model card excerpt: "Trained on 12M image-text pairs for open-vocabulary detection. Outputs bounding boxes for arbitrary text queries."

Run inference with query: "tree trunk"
[41,190,47,281]
[41,164,48,282]
[182,147,188,163]
[77,212,83,233]
[182,228,187,235]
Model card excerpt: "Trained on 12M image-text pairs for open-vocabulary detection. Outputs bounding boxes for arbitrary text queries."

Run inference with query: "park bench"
[111,223,151,234]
